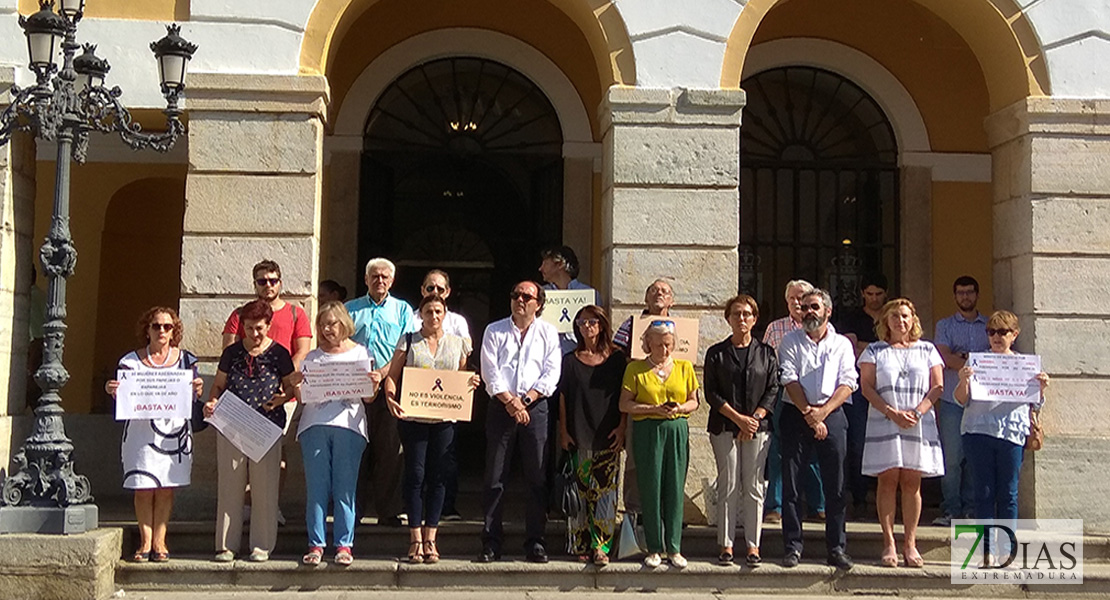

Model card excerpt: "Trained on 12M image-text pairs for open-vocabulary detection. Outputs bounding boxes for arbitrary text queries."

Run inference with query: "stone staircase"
[113,519,1110,597]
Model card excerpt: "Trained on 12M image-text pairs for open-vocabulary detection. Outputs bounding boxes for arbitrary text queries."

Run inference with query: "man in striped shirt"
[762,279,826,524]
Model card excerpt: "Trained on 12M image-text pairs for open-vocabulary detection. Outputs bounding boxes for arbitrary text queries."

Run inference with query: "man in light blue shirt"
[931,275,989,526]
[345,257,415,526]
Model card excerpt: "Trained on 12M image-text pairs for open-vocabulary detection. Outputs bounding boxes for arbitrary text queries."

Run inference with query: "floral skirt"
[566,447,620,555]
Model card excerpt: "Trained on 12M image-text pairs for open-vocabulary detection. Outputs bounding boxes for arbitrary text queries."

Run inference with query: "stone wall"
[987,97,1110,532]
[601,87,745,521]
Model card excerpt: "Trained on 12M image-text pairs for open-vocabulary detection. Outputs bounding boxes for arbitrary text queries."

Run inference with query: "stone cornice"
[601,87,746,131]
[184,73,330,120]
[986,96,1110,148]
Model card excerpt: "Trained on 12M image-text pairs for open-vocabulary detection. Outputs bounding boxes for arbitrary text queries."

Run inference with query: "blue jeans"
[300,425,367,549]
[962,433,1023,521]
[766,393,825,515]
[937,401,974,517]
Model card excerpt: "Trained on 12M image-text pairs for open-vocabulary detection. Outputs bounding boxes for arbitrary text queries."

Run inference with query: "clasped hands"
[505,395,532,425]
[800,404,830,440]
[733,413,760,442]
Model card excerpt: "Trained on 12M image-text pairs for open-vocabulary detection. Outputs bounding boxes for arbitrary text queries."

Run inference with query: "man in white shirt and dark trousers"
[478,281,562,563]
[778,288,858,570]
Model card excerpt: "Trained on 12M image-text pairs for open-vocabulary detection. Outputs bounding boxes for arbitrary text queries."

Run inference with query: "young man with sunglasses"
[478,280,562,564]
[777,288,858,570]
[931,275,988,527]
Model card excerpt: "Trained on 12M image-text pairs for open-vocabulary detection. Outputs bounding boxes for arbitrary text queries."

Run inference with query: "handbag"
[1026,408,1044,451]
[616,512,647,559]
[550,453,582,519]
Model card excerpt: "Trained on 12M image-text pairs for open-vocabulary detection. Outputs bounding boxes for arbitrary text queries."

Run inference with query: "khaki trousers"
[710,430,771,549]
[216,432,281,554]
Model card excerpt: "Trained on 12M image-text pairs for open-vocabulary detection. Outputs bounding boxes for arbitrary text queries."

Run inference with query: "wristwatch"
[912,408,923,419]
[521,395,534,407]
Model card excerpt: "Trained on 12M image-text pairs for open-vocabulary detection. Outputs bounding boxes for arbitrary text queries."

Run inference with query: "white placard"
[301,358,375,404]
[115,368,193,421]
[206,390,284,462]
[968,352,1042,403]
[540,289,597,333]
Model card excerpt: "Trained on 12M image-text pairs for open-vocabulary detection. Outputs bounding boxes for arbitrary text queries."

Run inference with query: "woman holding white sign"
[202,299,300,563]
[106,307,204,563]
[954,310,1049,563]
[384,294,480,564]
[857,298,944,568]
[297,301,374,566]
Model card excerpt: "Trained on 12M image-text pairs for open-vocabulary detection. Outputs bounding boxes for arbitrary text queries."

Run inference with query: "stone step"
[116,557,1109,597]
[109,519,1110,565]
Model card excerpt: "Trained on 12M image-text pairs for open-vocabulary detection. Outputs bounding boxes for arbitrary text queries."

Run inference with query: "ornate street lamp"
[0,0,196,533]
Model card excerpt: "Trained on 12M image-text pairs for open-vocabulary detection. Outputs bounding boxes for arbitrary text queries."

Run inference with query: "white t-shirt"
[297,344,371,441]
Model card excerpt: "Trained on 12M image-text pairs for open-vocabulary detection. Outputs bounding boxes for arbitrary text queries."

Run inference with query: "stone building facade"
[0,0,1108,529]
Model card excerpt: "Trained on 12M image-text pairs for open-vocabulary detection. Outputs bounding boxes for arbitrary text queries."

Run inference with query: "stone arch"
[90,177,185,413]
[299,0,636,89]
[721,0,1049,112]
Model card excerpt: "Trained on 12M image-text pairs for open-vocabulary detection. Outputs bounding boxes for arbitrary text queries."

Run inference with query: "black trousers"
[356,388,404,520]
[844,391,871,508]
[780,402,848,556]
[481,399,549,553]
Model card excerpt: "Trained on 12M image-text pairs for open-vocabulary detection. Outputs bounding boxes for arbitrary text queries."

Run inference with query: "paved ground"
[112,593,1023,600]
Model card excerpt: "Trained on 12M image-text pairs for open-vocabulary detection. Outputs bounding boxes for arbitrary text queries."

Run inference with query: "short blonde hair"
[875,298,923,343]
[987,310,1020,333]
[316,301,355,340]
[640,319,677,354]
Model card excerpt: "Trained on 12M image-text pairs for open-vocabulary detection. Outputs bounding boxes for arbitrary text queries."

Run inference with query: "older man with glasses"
[346,257,416,527]
[478,280,562,564]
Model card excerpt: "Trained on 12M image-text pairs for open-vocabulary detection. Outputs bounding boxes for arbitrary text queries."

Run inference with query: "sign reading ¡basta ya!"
[399,367,476,421]
[630,315,700,363]
[539,289,597,333]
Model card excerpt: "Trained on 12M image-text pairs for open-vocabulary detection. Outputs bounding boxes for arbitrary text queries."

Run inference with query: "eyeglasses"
[801,302,823,311]
[986,328,1013,337]
[732,310,756,319]
[575,318,600,327]
[255,277,280,287]
[424,284,446,294]
[149,323,174,332]
[510,291,537,302]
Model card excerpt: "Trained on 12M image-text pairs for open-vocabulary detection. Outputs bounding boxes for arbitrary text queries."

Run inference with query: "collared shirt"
[543,279,603,356]
[935,311,989,404]
[778,325,858,405]
[345,293,415,369]
[762,315,803,352]
[413,309,473,356]
[480,316,562,399]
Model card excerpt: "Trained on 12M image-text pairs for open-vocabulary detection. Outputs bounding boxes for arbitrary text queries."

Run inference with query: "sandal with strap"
[903,547,924,568]
[407,541,424,564]
[880,546,898,568]
[423,540,440,564]
[593,549,610,566]
[335,546,354,566]
[302,546,324,566]
[131,550,150,563]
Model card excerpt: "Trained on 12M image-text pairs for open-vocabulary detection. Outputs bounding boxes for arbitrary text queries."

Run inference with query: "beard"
[802,313,825,332]
[957,298,976,311]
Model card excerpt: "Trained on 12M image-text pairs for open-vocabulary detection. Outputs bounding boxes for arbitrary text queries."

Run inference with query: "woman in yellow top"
[619,320,700,569]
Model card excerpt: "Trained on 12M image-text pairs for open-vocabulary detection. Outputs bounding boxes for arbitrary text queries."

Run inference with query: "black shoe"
[380,515,404,527]
[442,510,463,522]
[745,553,762,567]
[477,546,500,563]
[527,545,549,564]
[718,551,734,565]
[827,550,854,570]
[782,551,800,568]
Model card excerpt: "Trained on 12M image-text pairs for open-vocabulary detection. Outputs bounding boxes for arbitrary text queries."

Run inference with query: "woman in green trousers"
[619,320,700,568]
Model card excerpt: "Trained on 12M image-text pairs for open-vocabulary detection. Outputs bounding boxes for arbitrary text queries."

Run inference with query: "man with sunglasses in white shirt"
[478,280,562,564]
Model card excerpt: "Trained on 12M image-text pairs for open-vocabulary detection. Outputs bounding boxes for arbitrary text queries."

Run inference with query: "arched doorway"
[739,66,899,323]
[359,56,564,325]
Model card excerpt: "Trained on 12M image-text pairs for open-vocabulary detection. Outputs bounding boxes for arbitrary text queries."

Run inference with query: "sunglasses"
[650,319,676,331]
[424,284,446,294]
[149,323,174,332]
[986,328,1013,337]
[510,291,537,302]
[255,277,281,287]
[801,302,823,311]
[575,318,600,327]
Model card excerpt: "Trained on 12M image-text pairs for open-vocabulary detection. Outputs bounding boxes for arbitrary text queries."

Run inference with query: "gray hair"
[645,278,674,296]
[783,279,814,300]
[364,257,396,278]
[804,288,834,311]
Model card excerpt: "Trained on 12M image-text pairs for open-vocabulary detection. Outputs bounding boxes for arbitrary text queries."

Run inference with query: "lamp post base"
[0,504,98,534]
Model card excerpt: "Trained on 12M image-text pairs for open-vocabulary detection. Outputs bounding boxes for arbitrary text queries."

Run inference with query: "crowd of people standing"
[108,249,1049,570]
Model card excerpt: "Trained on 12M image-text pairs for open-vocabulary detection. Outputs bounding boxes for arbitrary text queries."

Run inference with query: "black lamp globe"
[19,1,67,78]
[73,43,110,89]
[150,24,197,97]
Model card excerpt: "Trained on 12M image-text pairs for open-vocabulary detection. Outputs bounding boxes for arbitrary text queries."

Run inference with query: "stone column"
[600,87,745,522]
[0,66,36,471]
[180,74,329,363]
[987,98,1110,531]
[321,135,361,294]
